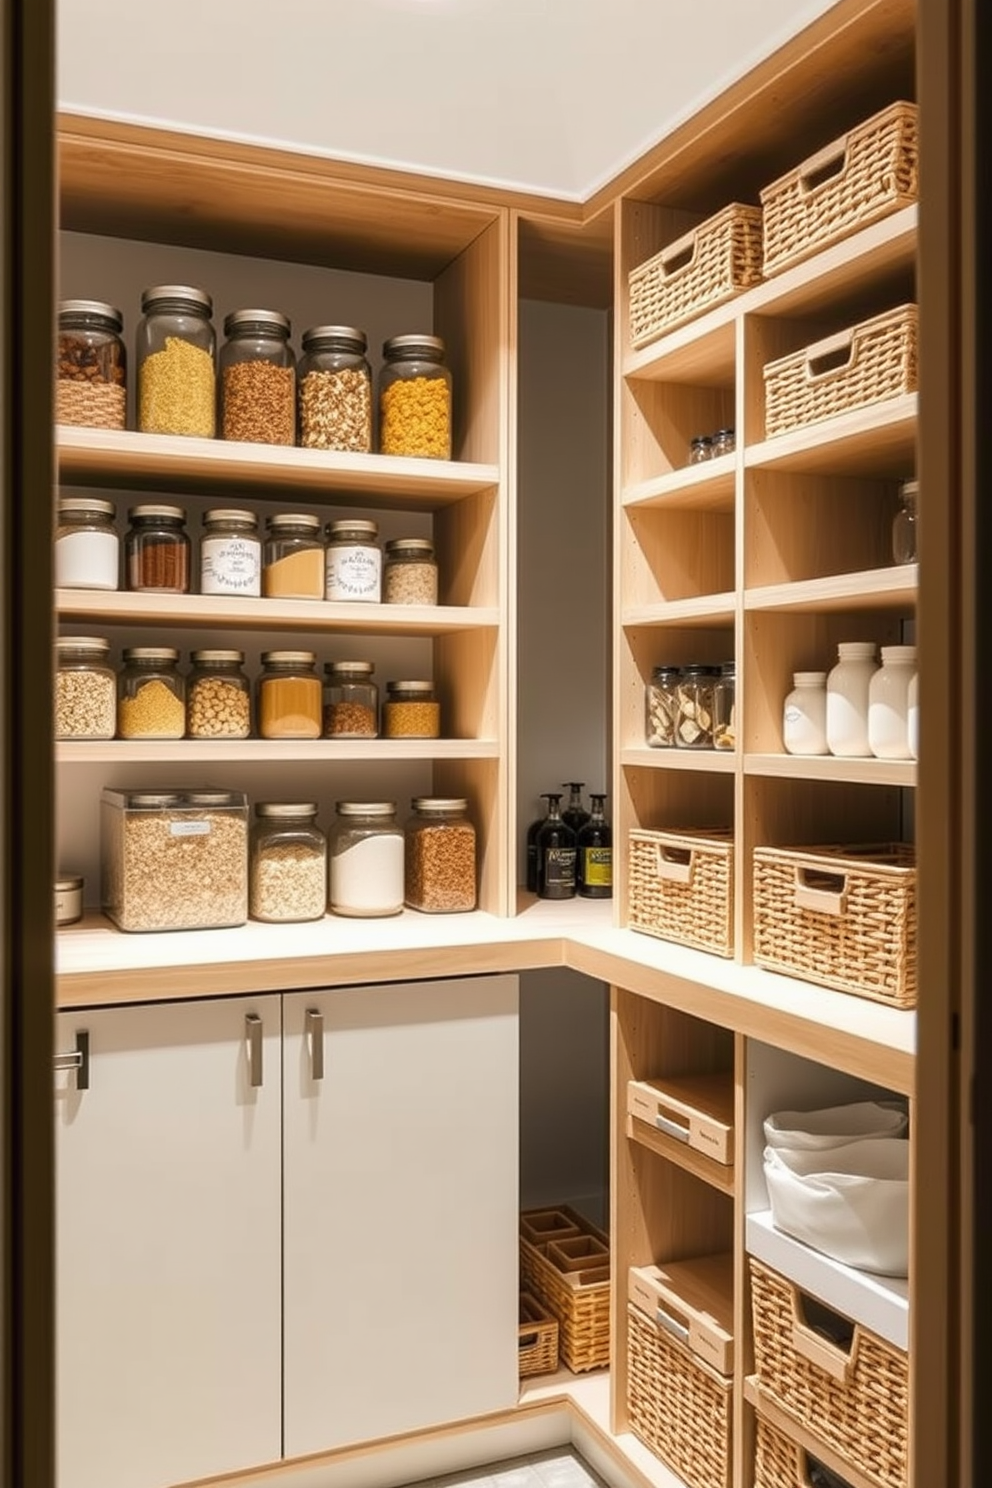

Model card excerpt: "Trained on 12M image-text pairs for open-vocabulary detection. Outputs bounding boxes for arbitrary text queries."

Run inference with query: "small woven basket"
[626,1302,732,1488]
[518,1291,559,1379]
[519,1205,610,1373]
[749,1260,908,1488]
[628,827,734,957]
[761,102,918,277]
[752,841,916,1007]
[754,1413,857,1488]
[628,203,763,350]
[763,304,918,439]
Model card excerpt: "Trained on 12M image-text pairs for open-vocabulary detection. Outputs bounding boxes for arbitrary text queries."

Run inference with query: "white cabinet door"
[283,975,519,1457]
[55,998,282,1488]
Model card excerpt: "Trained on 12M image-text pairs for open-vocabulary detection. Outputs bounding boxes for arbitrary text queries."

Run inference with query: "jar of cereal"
[117,647,186,739]
[378,334,452,459]
[249,803,327,923]
[404,797,476,913]
[55,636,116,740]
[323,661,378,739]
[136,285,216,437]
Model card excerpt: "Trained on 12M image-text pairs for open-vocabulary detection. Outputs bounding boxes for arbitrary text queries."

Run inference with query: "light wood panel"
[433,486,500,608]
[745,755,916,788]
[516,209,614,310]
[622,507,734,607]
[56,739,499,765]
[623,456,736,513]
[620,748,736,774]
[744,469,903,591]
[745,396,918,478]
[621,379,736,489]
[626,1117,735,1195]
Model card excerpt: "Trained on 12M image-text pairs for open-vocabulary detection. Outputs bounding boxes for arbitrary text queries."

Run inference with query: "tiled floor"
[404,1446,611,1488]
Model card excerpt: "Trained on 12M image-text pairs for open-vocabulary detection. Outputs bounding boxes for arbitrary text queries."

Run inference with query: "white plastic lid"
[836,642,877,659]
[880,645,917,664]
[793,671,827,687]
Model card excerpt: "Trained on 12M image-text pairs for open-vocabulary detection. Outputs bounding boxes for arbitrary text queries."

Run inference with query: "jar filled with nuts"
[297,325,372,452]
[323,660,378,738]
[219,309,296,445]
[383,537,438,605]
[675,664,718,749]
[249,803,327,923]
[117,647,186,739]
[187,650,252,739]
[136,285,216,438]
[262,513,325,600]
[404,797,477,914]
[56,300,127,430]
[645,665,680,748]
[55,636,117,740]
[382,680,440,739]
[379,334,452,459]
[257,650,322,739]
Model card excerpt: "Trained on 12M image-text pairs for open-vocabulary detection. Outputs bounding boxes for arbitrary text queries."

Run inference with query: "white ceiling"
[57,0,839,201]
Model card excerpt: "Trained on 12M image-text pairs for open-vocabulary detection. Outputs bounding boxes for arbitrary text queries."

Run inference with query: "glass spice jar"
[199,508,261,597]
[379,334,452,459]
[892,479,918,565]
[55,496,119,591]
[186,650,252,739]
[136,285,216,437]
[117,646,186,739]
[219,309,295,445]
[712,662,736,750]
[674,664,718,748]
[262,513,324,600]
[383,537,438,605]
[404,797,477,913]
[297,325,372,452]
[645,664,680,747]
[328,802,404,918]
[249,803,327,923]
[711,427,736,458]
[55,636,117,740]
[689,435,712,464]
[325,519,381,603]
[257,650,322,739]
[56,300,127,430]
[382,680,440,739]
[322,661,379,738]
[125,504,191,593]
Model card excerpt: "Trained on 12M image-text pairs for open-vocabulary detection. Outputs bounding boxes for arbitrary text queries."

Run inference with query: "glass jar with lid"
[645,664,680,747]
[711,427,736,458]
[136,284,216,437]
[219,309,295,445]
[323,661,378,738]
[55,496,119,590]
[383,537,438,605]
[257,650,322,739]
[200,508,261,597]
[262,513,324,600]
[55,636,117,740]
[892,479,918,565]
[125,503,190,593]
[674,664,718,748]
[249,803,327,923]
[712,662,736,750]
[325,519,381,602]
[382,680,440,739]
[297,325,372,452]
[329,802,404,917]
[186,650,252,739]
[404,797,477,913]
[117,646,186,739]
[689,435,712,465]
[56,300,127,430]
[379,334,452,459]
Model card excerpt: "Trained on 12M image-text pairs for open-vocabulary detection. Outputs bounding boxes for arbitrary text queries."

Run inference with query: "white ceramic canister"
[782,671,828,756]
[868,645,917,759]
[907,670,919,760]
[826,641,879,757]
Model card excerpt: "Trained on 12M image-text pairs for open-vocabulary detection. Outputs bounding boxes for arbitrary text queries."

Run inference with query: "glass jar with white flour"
[328,801,404,917]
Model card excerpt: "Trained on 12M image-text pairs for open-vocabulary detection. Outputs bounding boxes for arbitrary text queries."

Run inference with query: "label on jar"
[581,848,612,887]
[170,821,211,837]
[201,535,262,596]
[325,543,381,602]
[543,847,576,888]
[55,529,119,590]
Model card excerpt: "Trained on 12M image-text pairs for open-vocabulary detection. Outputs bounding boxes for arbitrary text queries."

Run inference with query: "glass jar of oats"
[55,636,117,740]
[383,538,438,605]
[378,334,452,459]
[249,803,327,923]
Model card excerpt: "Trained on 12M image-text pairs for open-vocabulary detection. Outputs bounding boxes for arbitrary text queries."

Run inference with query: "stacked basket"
[519,1205,610,1373]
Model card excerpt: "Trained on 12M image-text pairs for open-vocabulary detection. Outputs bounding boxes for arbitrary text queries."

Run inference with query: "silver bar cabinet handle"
[306,1008,324,1081]
[246,1014,263,1088]
[655,1112,689,1144]
[656,1306,690,1345]
[54,1030,89,1090]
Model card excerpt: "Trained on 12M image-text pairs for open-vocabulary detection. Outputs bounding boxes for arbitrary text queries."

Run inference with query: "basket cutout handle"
[793,865,848,916]
[659,225,700,278]
[654,842,694,885]
[798,137,849,195]
[518,1329,540,1348]
[790,1290,857,1384]
[804,328,856,382]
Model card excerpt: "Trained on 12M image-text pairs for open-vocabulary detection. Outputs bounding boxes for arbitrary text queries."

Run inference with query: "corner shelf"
[745,396,917,478]
[622,594,736,628]
[621,747,737,773]
[622,454,736,512]
[744,565,917,615]
[744,754,916,787]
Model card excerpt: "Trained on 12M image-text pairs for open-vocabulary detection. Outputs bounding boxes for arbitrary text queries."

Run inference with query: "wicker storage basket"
[628,204,763,350]
[518,1291,559,1379]
[763,304,917,439]
[749,1259,908,1488]
[754,1413,857,1488]
[626,1301,732,1488]
[761,102,918,277]
[628,827,734,957]
[752,842,916,1007]
[519,1205,610,1372]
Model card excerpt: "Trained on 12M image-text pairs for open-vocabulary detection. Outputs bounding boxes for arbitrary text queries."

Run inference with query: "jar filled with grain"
[56,300,127,430]
[262,513,325,600]
[249,803,327,923]
[200,508,261,597]
[297,325,372,452]
[329,802,404,917]
[125,504,191,593]
[117,646,186,739]
[219,309,296,445]
[325,519,381,602]
[404,797,476,914]
[55,496,119,591]
[379,334,452,459]
[383,537,438,605]
[382,680,440,739]
[55,636,117,740]
[187,650,252,739]
[136,285,216,437]
[257,650,322,739]
[322,660,378,738]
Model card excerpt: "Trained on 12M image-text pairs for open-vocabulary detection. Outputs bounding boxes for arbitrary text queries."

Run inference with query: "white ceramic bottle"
[782,671,829,755]
[826,642,879,757]
[907,671,919,760]
[866,645,917,759]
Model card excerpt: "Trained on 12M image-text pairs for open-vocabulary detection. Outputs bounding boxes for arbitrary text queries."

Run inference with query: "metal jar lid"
[385,538,435,558]
[202,508,258,530]
[326,519,378,541]
[386,679,434,694]
[411,797,468,813]
[55,874,84,892]
[127,503,187,523]
[58,300,123,332]
[140,284,213,314]
[335,801,396,817]
[58,496,117,519]
[56,635,110,654]
[121,646,181,662]
[255,802,319,818]
[324,660,375,676]
[260,650,317,666]
[124,791,186,808]
[266,512,321,533]
[383,333,445,359]
[190,649,245,664]
[223,308,291,338]
[183,790,245,807]
[301,325,367,351]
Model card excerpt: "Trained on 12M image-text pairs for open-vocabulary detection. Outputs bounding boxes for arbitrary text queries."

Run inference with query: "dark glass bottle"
[536,794,577,900]
[561,782,591,837]
[577,794,612,899]
[525,794,554,894]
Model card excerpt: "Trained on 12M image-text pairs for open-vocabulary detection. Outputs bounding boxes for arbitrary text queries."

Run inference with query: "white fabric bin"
[763,1100,908,1150]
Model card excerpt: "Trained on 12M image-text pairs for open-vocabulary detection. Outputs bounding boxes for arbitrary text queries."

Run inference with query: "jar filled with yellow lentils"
[378,334,452,459]
[136,285,216,438]
[117,646,186,739]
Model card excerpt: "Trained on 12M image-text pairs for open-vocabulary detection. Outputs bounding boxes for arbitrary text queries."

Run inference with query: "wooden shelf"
[57,738,500,765]
[622,594,736,628]
[745,565,917,614]
[745,395,917,478]
[56,427,501,510]
[625,315,736,387]
[626,1113,735,1195]
[745,753,916,787]
[621,747,737,773]
[622,454,736,512]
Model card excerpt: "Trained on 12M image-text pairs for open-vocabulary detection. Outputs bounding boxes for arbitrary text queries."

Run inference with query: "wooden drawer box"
[628,1253,734,1375]
[627,1073,733,1165]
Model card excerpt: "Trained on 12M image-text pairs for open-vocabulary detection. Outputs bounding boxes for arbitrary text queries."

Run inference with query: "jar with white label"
[907,671,919,759]
[868,645,917,759]
[249,804,327,923]
[325,519,381,602]
[328,802,404,917]
[199,509,261,597]
[825,642,878,757]
[782,671,828,756]
[55,497,119,590]
[55,874,84,926]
